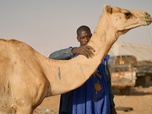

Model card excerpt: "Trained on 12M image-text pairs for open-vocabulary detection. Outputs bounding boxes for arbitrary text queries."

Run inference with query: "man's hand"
[72,45,95,58]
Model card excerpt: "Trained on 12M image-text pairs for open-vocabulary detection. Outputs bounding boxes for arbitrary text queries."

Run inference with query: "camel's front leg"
[15,107,33,114]
[11,99,33,114]
[10,70,50,114]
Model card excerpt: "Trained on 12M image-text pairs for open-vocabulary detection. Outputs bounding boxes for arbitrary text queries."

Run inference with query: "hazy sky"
[0,0,152,56]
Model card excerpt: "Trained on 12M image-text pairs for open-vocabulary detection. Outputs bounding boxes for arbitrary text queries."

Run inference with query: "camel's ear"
[104,4,112,14]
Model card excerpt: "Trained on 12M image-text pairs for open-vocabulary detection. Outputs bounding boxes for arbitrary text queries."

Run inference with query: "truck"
[108,55,137,95]
[135,60,152,87]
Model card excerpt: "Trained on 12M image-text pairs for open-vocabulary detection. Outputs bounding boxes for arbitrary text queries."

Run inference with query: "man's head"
[77,25,92,46]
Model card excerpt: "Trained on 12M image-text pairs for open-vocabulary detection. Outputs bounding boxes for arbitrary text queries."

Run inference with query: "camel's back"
[0,38,34,56]
[0,38,42,80]
[0,39,41,106]
[0,39,38,71]
[0,39,50,112]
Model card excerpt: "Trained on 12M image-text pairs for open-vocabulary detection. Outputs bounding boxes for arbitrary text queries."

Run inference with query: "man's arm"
[49,45,95,60]
[49,47,73,60]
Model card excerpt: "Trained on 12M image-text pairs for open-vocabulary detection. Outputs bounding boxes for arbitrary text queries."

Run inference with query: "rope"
[146,26,152,45]
[144,16,152,45]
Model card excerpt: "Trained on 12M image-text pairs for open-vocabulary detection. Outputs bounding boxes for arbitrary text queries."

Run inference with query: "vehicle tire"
[135,76,145,87]
[120,87,131,95]
[145,75,151,87]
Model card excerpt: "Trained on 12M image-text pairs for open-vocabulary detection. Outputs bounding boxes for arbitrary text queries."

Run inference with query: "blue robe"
[70,55,110,114]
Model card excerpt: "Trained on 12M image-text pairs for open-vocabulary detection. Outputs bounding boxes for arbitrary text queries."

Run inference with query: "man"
[49,25,117,114]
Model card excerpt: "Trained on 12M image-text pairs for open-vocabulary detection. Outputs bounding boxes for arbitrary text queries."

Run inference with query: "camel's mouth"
[146,17,152,22]
[144,15,152,25]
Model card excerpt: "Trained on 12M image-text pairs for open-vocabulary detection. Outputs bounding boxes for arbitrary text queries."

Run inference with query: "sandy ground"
[34,87,152,114]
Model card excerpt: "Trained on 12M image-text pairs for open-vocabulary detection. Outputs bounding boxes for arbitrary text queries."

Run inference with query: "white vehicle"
[135,60,152,87]
[109,55,137,95]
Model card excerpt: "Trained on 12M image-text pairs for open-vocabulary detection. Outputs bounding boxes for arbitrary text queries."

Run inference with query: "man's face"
[77,30,92,46]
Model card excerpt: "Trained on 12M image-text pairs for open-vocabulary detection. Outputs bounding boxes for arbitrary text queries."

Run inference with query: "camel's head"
[103,5,152,35]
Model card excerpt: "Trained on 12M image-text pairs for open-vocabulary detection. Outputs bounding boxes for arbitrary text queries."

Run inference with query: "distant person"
[49,25,117,114]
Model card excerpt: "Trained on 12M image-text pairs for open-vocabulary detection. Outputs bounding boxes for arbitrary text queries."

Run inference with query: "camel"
[0,4,151,114]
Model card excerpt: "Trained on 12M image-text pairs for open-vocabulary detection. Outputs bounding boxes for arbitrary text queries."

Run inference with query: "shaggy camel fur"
[0,5,151,114]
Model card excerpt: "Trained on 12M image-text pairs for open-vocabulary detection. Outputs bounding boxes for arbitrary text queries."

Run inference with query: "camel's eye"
[124,12,132,19]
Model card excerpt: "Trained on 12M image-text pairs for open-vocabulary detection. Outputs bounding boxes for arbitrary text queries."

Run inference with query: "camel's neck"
[88,15,117,60]
[40,14,118,96]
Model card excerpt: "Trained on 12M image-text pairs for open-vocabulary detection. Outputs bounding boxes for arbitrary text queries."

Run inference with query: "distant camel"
[0,4,151,114]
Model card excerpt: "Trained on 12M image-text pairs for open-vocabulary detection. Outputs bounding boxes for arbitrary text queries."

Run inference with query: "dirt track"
[34,87,152,114]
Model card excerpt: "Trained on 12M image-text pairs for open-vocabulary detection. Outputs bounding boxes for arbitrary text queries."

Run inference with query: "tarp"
[108,42,152,61]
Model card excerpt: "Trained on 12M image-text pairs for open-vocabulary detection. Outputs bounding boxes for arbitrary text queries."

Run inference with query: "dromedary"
[0,5,152,114]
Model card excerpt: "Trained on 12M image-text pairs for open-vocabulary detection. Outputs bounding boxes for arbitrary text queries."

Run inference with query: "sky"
[0,0,152,56]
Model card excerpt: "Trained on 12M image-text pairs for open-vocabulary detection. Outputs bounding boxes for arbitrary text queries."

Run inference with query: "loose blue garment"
[70,55,110,114]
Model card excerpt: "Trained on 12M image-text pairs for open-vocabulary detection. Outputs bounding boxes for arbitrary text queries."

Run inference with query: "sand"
[34,87,152,114]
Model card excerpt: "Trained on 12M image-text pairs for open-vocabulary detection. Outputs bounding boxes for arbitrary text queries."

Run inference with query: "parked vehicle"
[108,55,137,95]
[135,60,152,87]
